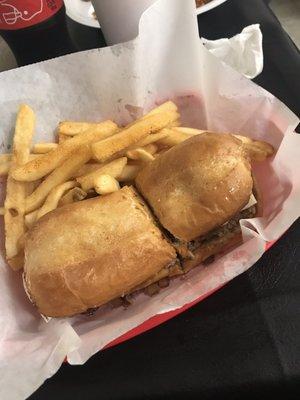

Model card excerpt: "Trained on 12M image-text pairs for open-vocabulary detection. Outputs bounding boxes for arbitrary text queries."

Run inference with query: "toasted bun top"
[136,133,253,241]
[24,186,176,317]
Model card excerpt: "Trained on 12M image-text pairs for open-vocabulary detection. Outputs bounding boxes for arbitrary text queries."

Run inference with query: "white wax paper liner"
[0,1,299,399]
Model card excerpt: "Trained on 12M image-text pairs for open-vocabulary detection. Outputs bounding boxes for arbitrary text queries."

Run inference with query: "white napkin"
[203,24,263,78]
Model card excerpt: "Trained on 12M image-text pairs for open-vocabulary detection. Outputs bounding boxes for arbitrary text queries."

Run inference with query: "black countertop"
[31,1,300,399]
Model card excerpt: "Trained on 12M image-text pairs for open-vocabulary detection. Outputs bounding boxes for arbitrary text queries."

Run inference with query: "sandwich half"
[24,186,178,317]
[135,132,261,274]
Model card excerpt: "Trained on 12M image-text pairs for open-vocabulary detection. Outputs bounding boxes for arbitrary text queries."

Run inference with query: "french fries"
[13,104,36,165]
[127,148,155,163]
[77,157,127,191]
[59,187,87,206]
[0,162,11,176]
[25,210,39,229]
[170,119,181,127]
[4,104,35,270]
[175,127,206,136]
[157,128,195,147]
[58,121,112,136]
[58,133,70,144]
[0,156,41,176]
[72,163,104,178]
[25,145,91,213]
[234,134,275,161]
[92,111,178,163]
[36,181,77,220]
[126,144,157,160]
[118,164,141,182]
[94,175,120,195]
[0,207,4,215]
[144,101,178,117]
[4,176,26,264]
[25,180,41,197]
[0,153,41,163]
[243,142,274,161]
[0,154,12,163]
[134,131,168,147]
[12,120,118,182]
[32,143,58,154]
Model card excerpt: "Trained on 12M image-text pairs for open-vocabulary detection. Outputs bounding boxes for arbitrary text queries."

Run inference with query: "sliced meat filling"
[174,205,257,259]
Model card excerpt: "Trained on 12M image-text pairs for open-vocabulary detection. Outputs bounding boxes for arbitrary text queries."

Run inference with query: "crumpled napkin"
[203,24,263,79]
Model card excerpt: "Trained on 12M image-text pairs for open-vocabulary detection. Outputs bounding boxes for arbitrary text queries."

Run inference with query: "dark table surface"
[31,0,300,399]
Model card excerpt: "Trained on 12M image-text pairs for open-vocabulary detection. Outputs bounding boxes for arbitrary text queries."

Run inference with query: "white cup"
[91,0,157,45]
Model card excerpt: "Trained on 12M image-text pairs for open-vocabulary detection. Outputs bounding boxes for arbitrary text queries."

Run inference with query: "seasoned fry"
[118,164,141,182]
[29,154,42,160]
[12,120,117,182]
[92,112,178,163]
[5,177,26,265]
[5,104,35,269]
[77,157,127,191]
[127,148,155,163]
[126,144,157,160]
[0,130,165,164]
[25,180,41,196]
[13,104,36,165]
[0,154,12,163]
[94,175,120,195]
[58,121,111,136]
[144,101,177,118]
[133,149,154,163]
[58,133,70,144]
[0,162,10,176]
[175,127,206,135]
[25,145,91,213]
[170,119,181,127]
[32,143,58,154]
[59,187,87,206]
[143,143,158,154]
[233,134,253,145]
[0,207,4,215]
[134,132,168,147]
[126,148,138,160]
[25,210,39,229]
[36,181,77,220]
[157,128,193,147]
[157,127,206,148]
[233,135,275,161]
[72,163,104,178]
[255,141,274,157]
[0,154,40,162]
[0,154,39,163]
